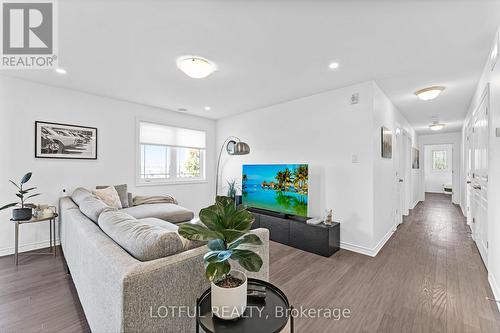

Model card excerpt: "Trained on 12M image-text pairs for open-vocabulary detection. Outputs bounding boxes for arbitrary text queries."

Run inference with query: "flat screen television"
[242,164,308,217]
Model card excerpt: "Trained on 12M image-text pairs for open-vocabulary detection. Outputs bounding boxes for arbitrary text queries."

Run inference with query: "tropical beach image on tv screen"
[242,164,308,217]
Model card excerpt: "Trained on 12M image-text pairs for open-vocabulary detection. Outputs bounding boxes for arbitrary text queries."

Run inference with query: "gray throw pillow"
[79,195,115,223]
[71,187,93,206]
[96,184,129,208]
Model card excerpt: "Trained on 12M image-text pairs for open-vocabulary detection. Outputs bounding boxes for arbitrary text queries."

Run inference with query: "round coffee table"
[196,278,293,333]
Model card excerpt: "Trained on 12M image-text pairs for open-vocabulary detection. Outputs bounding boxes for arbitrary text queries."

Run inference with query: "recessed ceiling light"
[415,86,445,101]
[55,68,67,75]
[328,62,340,70]
[429,121,445,131]
[204,106,211,111]
[176,55,216,79]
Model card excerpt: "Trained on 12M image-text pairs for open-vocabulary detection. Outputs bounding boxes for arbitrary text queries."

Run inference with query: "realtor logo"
[1,1,57,68]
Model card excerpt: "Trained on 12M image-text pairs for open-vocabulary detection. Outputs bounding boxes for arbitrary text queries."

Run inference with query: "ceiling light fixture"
[204,106,211,111]
[55,68,67,75]
[429,121,445,131]
[176,55,216,79]
[328,62,340,70]
[415,86,445,101]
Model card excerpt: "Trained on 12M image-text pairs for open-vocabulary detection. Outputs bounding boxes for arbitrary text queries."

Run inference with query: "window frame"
[431,149,448,171]
[136,119,207,186]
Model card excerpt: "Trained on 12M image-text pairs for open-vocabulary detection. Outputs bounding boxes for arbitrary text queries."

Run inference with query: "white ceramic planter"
[211,270,247,320]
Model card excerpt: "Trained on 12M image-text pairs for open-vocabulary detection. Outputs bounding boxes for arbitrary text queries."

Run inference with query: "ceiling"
[2,0,500,134]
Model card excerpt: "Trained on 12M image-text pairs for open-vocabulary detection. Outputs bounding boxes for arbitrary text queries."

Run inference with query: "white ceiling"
[2,0,500,134]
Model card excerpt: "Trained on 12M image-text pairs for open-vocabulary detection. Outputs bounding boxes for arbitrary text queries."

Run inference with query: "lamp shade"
[233,141,250,155]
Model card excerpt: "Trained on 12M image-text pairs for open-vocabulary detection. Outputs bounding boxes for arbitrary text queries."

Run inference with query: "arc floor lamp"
[215,136,250,196]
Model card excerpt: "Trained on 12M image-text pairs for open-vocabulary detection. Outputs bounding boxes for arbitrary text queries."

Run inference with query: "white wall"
[372,82,417,250]
[217,80,415,256]
[0,76,216,256]
[418,132,462,205]
[424,144,453,193]
[461,25,500,311]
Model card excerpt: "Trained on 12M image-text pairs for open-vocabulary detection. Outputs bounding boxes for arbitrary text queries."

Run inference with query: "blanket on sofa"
[132,195,178,206]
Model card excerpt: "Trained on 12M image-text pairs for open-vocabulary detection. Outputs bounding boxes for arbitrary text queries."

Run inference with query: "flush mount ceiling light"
[429,121,445,131]
[328,61,340,69]
[55,68,67,75]
[415,86,445,101]
[176,55,216,79]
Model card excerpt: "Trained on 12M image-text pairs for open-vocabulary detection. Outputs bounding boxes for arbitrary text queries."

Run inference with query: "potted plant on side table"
[0,172,40,221]
[179,196,263,320]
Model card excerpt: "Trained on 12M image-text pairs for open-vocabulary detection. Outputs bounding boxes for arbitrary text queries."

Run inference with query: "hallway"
[270,193,500,332]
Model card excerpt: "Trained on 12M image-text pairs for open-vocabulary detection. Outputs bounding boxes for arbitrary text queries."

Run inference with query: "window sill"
[136,179,208,187]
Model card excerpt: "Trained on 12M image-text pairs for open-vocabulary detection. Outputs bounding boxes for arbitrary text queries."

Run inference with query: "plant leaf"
[205,261,230,282]
[25,193,41,200]
[16,193,23,199]
[178,223,223,241]
[228,234,262,250]
[204,250,232,264]
[230,249,263,272]
[19,187,37,194]
[207,239,225,251]
[9,180,20,190]
[221,229,247,243]
[228,208,254,231]
[0,203,18,211]
[199,206,225,232]
[20,172,32,184]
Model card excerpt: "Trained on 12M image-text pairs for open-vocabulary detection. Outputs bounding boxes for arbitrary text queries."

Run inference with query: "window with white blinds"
[138,121,206,184]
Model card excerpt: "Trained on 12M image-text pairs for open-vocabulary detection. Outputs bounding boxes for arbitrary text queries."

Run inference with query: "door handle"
[466,181,471,184]
[398,179,403,183]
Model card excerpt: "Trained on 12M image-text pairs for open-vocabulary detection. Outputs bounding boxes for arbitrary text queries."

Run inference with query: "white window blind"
[139,122,206,149]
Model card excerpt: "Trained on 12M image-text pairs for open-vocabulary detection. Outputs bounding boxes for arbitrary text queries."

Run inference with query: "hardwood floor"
[270,193,500,332]
[0,193,498,332]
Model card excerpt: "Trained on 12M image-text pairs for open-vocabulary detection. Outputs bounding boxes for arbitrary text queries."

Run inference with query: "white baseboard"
[0,239,60,257]
[411,200,421,210]
[488,273,500,312]
[340,226,394,257]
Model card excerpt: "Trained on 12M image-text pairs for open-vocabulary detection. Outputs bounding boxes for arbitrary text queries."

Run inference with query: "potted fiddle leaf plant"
[178,196,262,320]
[0,172,40,221]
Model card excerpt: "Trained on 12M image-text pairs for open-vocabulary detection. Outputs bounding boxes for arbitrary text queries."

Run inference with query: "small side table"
[196,278,293,333]
[11,213,58,265]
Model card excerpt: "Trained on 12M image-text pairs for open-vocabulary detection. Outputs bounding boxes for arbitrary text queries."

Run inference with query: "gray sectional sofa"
[59,188,270,333]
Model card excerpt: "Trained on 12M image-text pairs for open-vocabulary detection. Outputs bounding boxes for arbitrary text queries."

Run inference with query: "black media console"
[248,209,340,257]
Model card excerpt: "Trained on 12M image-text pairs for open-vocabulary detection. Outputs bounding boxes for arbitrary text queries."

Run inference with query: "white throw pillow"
[92,186,122,209]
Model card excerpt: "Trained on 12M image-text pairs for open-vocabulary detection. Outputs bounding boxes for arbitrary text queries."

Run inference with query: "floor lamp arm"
[215,136,240,197]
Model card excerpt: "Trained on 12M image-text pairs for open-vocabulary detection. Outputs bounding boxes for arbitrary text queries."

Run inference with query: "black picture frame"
[35,121,98,160]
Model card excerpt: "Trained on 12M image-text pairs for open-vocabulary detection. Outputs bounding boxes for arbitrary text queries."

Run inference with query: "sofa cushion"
[96,184,129,208]
[71,187,93,206]
[79,195,115,223]
[98,211,199,261]
[93,186,122,209]
[121,203,194,223]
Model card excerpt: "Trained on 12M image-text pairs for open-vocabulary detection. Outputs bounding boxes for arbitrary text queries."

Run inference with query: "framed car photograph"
[35,121,97,159]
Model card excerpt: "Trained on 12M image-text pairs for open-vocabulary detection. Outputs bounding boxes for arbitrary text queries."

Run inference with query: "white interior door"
[471,94,489,266]
[404,133,411,216]
[394,129,404,225]
[465,123,473,225]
